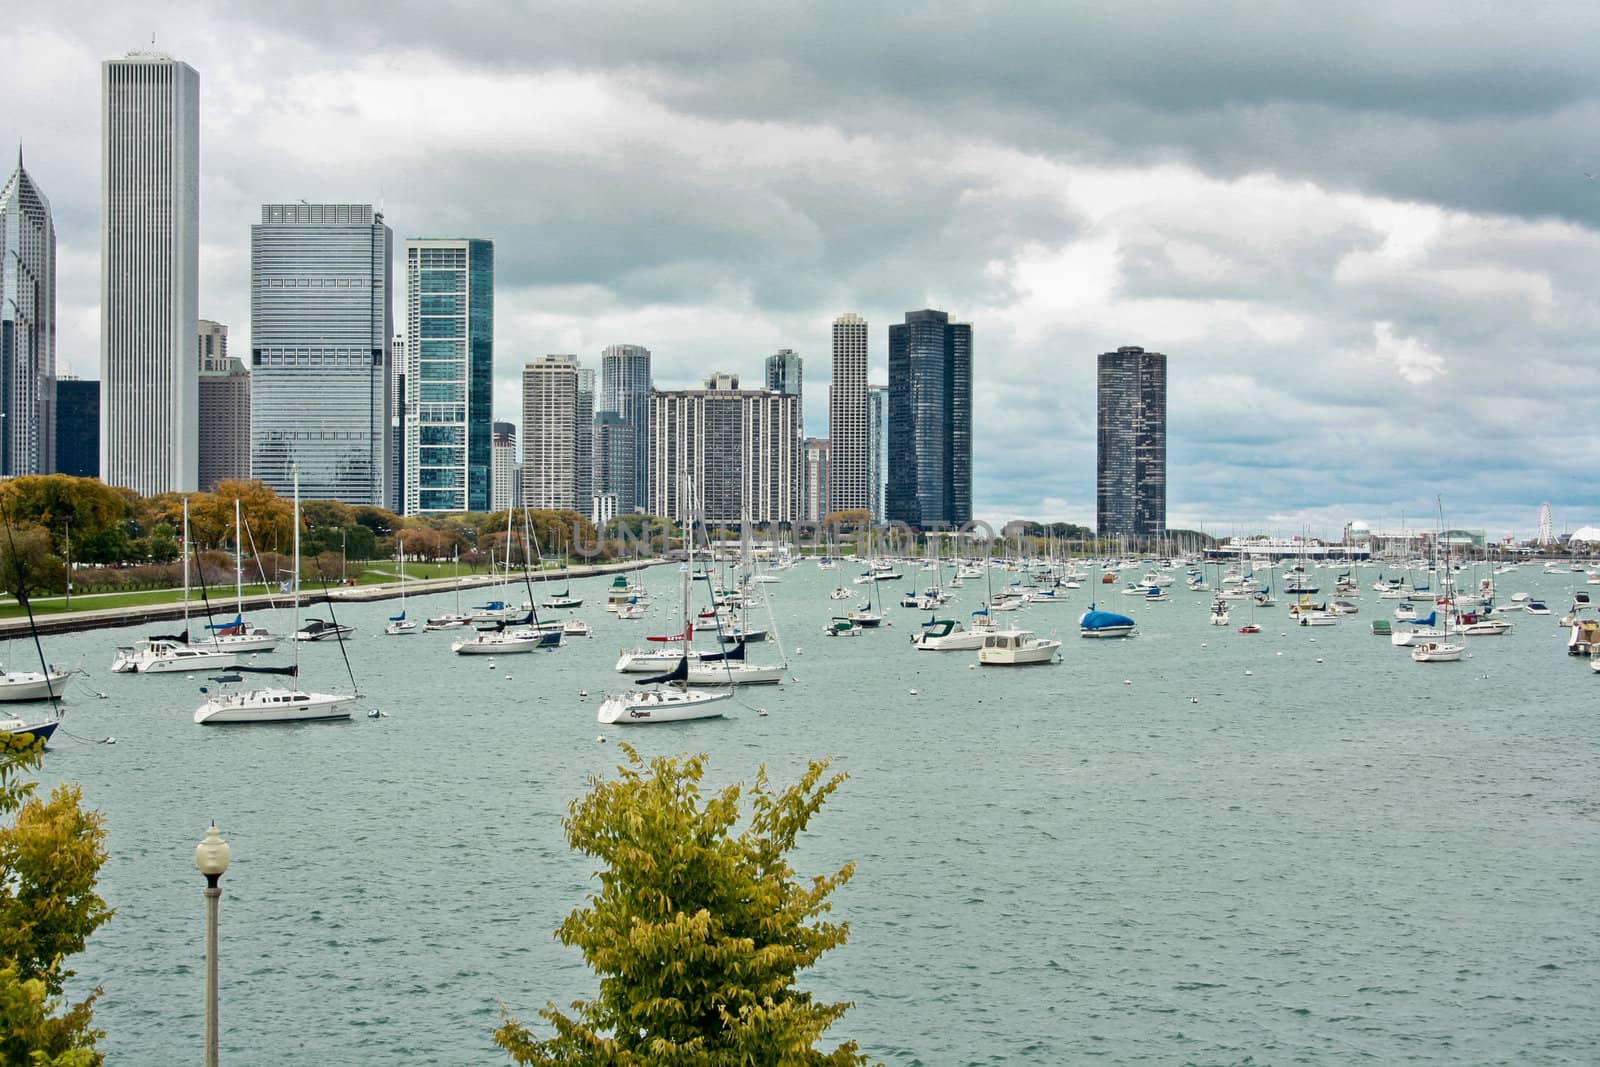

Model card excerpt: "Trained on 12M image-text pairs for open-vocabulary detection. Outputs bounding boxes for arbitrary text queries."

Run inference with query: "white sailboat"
[111,498,239,674]
[384,546,418,635]
[424,550,471,630]
[201,499,283,653]
[598,497,731,725]
[194,472,360,724]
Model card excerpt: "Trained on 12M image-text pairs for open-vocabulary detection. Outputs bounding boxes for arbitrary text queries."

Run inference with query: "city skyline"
[6,9,1600,535]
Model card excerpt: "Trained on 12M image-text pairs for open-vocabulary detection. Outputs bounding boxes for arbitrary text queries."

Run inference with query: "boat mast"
[182,496,192,636]
[234,498,244,615]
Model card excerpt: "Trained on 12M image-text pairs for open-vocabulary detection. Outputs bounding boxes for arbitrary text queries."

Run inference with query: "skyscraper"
[54,378,97,478]
[196,320,250,489]
[647,374,802,524]
[101,51,199,494]
[592,412,634,522]
[390,333,405,510]
[491,421,517,512]
[404,238,493,514]
[250,204,392,505]
[1096,345,1167,542]
[828,314,868,515]
[522,355,581,511]
[575,366,595,511]
[599,343,650,513]
[765,348,802,396]
[0,148,55,477]
[886,309,971,529]
[866,384,888,522]
[804,437,830,522]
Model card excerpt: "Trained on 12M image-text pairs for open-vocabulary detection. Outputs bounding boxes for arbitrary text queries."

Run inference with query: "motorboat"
[294,618,355,642]
[978,629,1061,665]
[828,586,853,601]
[911,617,987,651]
[1079,606,1137,638]
[1411,640,1466,663]
[1525,600,1551,616]
[824,617,861,637]
[1208,600,1230,625]
[1297,611,1337,627]
[1330,599,1359,615]
[112,637,237,675]
[562,619,592,638]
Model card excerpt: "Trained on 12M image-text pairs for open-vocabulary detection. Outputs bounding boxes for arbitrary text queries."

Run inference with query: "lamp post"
[195,824,231,1067]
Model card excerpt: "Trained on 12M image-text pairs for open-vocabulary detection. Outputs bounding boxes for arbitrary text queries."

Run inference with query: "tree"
[0,735,112,1064]
[0,524,66,599]
[496,745,867,1066]
[821,509,872,533]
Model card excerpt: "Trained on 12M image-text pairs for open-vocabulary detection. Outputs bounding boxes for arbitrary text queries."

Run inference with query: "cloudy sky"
[6,2,1600,537]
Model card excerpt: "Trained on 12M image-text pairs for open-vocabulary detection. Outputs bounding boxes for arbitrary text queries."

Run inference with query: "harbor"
[25,555,1600,1064]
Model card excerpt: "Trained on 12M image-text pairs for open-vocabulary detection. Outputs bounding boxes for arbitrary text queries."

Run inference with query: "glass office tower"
[404,238,493,514]
[885,309,971,529]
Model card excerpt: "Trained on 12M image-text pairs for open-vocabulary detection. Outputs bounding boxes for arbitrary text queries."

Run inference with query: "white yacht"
[911,617,986,651]
[112,637,237,675]
[978,629,1061,665]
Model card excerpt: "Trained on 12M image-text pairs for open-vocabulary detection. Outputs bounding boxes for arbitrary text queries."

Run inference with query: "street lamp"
[195,824,231,1067]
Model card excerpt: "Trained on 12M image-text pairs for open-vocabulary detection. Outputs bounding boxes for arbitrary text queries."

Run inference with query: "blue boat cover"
[1081,610,1135,630]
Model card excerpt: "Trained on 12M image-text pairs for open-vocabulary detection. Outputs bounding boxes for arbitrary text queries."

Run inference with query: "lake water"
[28,562,1600,1064]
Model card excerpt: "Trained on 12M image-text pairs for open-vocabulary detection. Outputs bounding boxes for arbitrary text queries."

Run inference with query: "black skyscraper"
[886,309,971,529]
[54,378,99,478]
[1096,346,1166,542]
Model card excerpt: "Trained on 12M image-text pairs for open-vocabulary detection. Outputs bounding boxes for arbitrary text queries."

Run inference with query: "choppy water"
[26,563,1600,1064]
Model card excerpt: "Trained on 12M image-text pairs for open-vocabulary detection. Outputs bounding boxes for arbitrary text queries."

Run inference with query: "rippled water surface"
[28,563,1600,1064]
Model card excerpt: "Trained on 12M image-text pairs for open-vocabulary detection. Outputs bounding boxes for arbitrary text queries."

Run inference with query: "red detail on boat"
[1238,624,1261,634]
[647,622,694,643]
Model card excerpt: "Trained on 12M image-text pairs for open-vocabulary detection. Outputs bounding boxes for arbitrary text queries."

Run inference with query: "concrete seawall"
[0,559,662,638]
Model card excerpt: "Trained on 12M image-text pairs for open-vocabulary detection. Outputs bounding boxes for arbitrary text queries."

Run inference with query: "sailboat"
[424,550,471,630]
[194,471,360,724]
[111,498,240,674]
[384,545,417,635]
[0,516,71,741]
[597,494,731,725]
[1410,501,1467,664]
[202,499,283,653]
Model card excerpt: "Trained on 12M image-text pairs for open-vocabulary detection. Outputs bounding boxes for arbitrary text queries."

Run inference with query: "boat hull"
[194,689,356,724]
[0,671,73,702]
[597,687,731,724]
[0,718,60,744]
[685,663,784,685]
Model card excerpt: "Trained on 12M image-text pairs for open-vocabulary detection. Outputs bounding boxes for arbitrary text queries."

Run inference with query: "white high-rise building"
[522,355,580,510]
[867,384,888,522]
[100,51,200,494]
[828,313,868,515]
[491,422,517,512]
[0,148,55,476]
[647,373,802,524]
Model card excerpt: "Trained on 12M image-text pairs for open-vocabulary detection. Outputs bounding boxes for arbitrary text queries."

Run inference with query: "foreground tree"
[496,745,869,1066]
[0,735,113,1064]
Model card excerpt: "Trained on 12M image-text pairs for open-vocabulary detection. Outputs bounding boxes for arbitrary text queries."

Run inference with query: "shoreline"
[0,558,662,638]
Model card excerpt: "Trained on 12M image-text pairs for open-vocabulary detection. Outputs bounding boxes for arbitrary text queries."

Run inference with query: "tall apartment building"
[866,384,888,522]
[828,313,868,514]
[55,378,98,478]
[250,204,392,506]
[804,437,830,522]
[101,51,199,494]
[886,309,971,529]
[592,412,634,525]
[404,238,493,514]
[647,373,802,524]
[196,320,250,489]
[599,343,650,512]
[522,354,582,511]
[1096,345,1167,542]
[0,148,54,476]
[765,348,802,396]
[575,366,595,510]
[491,421,517,512]
[390,334,405,510]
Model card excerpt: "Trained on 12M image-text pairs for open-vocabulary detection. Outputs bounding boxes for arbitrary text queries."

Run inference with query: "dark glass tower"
[885,309,971,529]
[1096,345,1166,543]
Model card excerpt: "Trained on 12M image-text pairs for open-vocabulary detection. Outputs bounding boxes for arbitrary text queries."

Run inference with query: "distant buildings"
[101,50,199,494]
[249,204,392,507]
[404,238,493,514]
[804,437,830,522]
[196,321,250,490]
[390,334,405,509]
[55,378,98,478]
[828,313,868,515]
[599,344,651,513]
[765,348,802,396]
[886,309,971,529]
[647,373,802,524]
[0,148,55,477]
[522,355,582,511]
[1096,345,1166,542]
[866,384,887,522]
[575,366,595,514]
[491,421,517,512]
